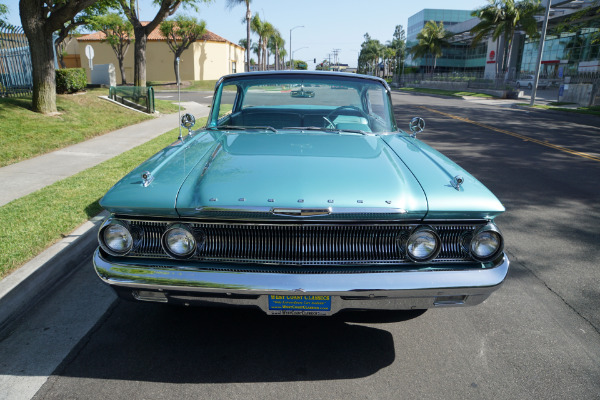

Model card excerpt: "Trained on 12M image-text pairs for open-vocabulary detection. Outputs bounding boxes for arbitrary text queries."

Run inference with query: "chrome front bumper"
[93,248,509,314]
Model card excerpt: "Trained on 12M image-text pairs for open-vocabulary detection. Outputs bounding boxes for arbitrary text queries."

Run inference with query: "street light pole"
[289,25,304,70]
[530,0,552,106]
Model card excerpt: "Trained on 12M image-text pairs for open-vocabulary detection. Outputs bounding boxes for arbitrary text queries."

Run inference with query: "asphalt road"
[2,92,600,400]
[155,90,216,106]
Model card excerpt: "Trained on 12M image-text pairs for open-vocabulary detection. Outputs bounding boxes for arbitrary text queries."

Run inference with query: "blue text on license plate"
[268,295,331,312]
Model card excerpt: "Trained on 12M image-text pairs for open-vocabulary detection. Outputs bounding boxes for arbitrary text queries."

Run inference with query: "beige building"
[76,23,245,83]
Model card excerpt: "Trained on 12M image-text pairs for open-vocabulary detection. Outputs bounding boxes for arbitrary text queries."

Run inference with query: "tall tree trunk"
[20,2,56,114]
[118,55,127,84]
[256,39,262,71]
[133,25,147,87]
[504,30,516,82]
[173,57,179,85]
[246,7,251,72]
[173,48,184,85]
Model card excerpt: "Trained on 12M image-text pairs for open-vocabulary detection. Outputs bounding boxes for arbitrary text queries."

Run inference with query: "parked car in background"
[515,74,548,90]
[94,71,509,316]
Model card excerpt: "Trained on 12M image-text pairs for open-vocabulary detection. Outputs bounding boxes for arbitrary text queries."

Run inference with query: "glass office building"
[518,23,600,76]
[407,9,473,43]
[407,9,483,72]
[406,2,600,77]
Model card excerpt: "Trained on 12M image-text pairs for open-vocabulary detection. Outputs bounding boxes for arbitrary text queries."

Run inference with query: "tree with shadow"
[87,12,133,84]
[160,15,206,85]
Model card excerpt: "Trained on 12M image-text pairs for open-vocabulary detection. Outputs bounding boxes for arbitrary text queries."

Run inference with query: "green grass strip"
[0,89,179,167]
[0,118,207,280]
[398,87,496,98]
[517,103,600,116]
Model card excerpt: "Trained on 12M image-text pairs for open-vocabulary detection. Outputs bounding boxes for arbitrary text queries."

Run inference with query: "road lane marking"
[419,106,600,163]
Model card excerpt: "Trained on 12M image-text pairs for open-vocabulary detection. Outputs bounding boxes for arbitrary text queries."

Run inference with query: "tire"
[528,83,533,90]
[516,82,521,89]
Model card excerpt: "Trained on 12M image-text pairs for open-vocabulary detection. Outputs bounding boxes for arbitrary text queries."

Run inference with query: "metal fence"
[394,71,600,91]
[0,22,33,97]
[109,86,155,114]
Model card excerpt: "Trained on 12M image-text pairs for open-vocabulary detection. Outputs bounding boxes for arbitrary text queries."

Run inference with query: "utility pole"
[530,0,551,106]
[332,48,341,71]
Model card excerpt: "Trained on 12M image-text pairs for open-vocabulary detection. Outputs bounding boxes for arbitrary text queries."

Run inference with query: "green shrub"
[56,68,87,94]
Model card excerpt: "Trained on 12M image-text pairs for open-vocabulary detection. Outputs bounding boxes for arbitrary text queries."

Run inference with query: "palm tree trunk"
[246,6,251,72]
[504,30,516,82]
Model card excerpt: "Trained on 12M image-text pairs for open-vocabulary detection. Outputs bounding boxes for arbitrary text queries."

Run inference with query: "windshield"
[208,74,397,134]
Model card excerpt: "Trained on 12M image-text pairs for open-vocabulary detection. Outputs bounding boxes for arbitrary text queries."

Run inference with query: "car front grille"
[124,220,482,266]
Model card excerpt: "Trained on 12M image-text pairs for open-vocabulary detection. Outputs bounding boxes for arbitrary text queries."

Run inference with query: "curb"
[510,103,600,120]
[0,211,108,335]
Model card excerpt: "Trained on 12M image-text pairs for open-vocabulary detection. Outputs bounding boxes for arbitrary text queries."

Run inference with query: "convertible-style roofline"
[215,70,391,91]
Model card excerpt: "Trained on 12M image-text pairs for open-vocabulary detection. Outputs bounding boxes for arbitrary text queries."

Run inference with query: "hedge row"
[56,68,87,94]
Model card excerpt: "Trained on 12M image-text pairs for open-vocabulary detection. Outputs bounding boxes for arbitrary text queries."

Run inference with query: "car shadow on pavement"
[50,300,419,384]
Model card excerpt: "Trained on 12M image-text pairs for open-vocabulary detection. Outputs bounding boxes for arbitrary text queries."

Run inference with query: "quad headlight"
[161,224,198,259]
[406,226,441,262]
[99,219,138,256]
[470,224,504,262]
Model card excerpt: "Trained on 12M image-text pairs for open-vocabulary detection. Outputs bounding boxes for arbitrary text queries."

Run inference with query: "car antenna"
[177,57,182,140]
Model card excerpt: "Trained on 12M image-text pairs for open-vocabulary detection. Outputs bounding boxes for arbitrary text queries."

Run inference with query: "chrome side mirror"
[409,117,425,137]
[181,113,196,135]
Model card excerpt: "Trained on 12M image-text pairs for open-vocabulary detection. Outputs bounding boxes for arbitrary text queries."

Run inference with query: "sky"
[2,0,486,69]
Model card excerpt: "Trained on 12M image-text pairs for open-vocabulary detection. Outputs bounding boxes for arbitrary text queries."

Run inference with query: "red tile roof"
[78,21,242,49]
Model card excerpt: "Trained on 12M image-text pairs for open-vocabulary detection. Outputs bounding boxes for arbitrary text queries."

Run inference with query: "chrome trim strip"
[94,249,509,311]
[194,206,408,214]
[271,208,332,217]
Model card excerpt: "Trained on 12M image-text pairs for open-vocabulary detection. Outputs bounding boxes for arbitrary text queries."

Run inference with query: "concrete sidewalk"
[0,101,210,207]
[0,101,210,334]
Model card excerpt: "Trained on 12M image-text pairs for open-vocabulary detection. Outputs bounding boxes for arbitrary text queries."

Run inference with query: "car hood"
[176,132,428,219]
[101,130,504,221]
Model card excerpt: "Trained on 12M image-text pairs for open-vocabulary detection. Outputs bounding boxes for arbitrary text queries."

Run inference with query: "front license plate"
[268,295,332,316]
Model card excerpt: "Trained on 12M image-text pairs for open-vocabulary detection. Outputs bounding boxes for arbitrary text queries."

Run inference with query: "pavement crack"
[506,249,600,336]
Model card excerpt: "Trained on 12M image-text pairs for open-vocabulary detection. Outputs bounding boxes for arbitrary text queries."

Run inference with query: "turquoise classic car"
[94,71,509,316]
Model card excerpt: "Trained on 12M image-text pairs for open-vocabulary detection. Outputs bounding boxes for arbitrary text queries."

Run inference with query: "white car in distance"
[515,74,549,90]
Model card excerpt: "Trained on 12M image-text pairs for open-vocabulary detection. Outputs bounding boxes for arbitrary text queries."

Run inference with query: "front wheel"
[528,83,533,90]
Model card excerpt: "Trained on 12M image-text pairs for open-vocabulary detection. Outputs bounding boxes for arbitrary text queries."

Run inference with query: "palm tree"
[383,47,396,78]
[470,0,542,79]
[250,14,263,69]
[226,0,252,72]
[260,21,275,70]
[278,47,287,70]
[360,39,383,75]
[411,21,452,74]
[269,30,285,70]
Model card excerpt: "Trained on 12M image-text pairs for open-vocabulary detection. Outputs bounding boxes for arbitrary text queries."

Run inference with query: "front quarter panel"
[383,133,505,220]
[100,132,219,217]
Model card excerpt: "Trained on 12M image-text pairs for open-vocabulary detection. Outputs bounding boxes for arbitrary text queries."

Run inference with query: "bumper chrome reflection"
[93,248,509,313]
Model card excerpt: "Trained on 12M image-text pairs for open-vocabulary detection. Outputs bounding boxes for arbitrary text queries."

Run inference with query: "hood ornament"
[452,175,464,191]
[141,171,154,187]
[409,117,425,137]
